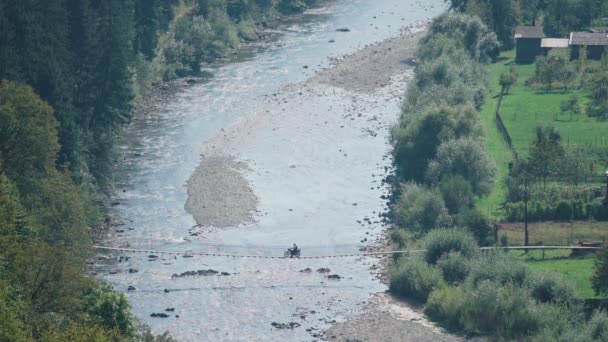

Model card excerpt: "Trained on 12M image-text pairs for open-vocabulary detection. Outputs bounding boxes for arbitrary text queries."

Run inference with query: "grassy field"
[476,52,516,220]
[498,221,608,246]
[476,50,608,220]
[509,250,601,299]
[488,50,608,157]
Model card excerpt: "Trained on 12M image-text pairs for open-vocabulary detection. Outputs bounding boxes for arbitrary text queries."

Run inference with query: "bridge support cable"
[92,245,601,259]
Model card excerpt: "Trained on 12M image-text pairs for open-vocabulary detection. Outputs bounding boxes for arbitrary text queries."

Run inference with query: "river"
[95,1,444,340]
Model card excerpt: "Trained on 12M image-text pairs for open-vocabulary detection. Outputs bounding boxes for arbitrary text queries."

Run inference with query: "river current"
[96,1,444,340]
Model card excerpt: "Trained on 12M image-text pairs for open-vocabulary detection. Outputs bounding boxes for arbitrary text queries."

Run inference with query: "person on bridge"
[290,243,300,257]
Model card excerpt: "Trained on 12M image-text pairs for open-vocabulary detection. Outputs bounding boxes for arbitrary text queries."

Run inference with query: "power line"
[93,245,601,259]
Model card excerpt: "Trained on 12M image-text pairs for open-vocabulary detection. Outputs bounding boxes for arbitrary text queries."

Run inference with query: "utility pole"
[604,170,608,205]
[524,177,529,248]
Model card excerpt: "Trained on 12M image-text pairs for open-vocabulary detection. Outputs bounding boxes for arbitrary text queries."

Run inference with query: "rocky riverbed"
[98,1,450,340]
[184,26,462,341]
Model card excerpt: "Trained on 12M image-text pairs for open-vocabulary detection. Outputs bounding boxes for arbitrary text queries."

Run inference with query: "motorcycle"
[284,247,301,258]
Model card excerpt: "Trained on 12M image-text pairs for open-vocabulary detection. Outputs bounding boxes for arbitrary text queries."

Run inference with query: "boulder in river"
[171,269,219,278]
[336,28,351,32]
[317,268,331,273]
[127,286,136,291]
[300,268,312,273]
[327,274,342,280]
[150,313,170,318]
[129,268,138,273]
[271,322,301,329]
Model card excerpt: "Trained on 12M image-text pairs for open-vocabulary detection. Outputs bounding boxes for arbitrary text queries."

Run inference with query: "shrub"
[555,201,573,221]
[423,228,478,265]
[459,281,542,339]
[425,285,465,328]
[392,105,483,182]
[527,272,581,305]
[467,252,531,288]
[583,311,608,341]
[437,252,470,284]
[426,137,497,196]
[389,259,445,302]
[439,175,474,214]
[592,247,608,297]
[393,182,451,234]
[390,229,411,249]
[457,208,492,245]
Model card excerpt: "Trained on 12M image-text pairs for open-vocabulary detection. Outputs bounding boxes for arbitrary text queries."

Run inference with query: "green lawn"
[476,51,515,220]
[476,50,608,220]
[509,250,601,299]
[491,51,608,156]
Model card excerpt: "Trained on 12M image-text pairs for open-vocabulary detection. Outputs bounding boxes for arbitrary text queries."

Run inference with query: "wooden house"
[541,38,570,56]
[569,32,608,60]
[514,26,543,63]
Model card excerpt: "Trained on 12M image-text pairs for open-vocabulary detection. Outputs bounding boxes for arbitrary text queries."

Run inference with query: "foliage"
[423,228,478,265]
[426,137,497,196]
[467,251,531,287]
[527,271,581,305]
[543,0,608,37]
[456,208,493,245]
[389,259,445,302]
[588,73,608,120]
[40,321,122,342]
[393,183,451,234]
[0,81,59,185]
[500,71,517,94]
[592,247,608,296]
[0,281,23,342]
[393,105,484,181]
[531,56,577,90]
[438,175,474,214]
[421,12,499,63]
[436,252,470,284]
[465,0,521,50]
[527,124,565,186]
[85,284,135,337]
[560,95,581,121]
[425,285,465,328]
[458,281,542,338]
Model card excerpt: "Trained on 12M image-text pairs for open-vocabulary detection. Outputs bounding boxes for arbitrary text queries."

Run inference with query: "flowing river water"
[95,1,444,340]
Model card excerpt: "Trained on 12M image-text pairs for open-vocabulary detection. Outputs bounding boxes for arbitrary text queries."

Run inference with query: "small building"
[569,32,608,60]
[541,38,570,56]
[514,26,543,64]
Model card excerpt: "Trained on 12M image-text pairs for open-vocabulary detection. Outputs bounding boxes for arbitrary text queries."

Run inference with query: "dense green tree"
[0,281,23,342]
[439,175,474,214]
[0,81,60,186]
[587,73,608,119]
[426,138,497,196]
[393,105,483,181]
[85,284,135,337]
[592,247,608,297]
[527,124,564,187]
[465,0,521,49]
[393,183,451,234]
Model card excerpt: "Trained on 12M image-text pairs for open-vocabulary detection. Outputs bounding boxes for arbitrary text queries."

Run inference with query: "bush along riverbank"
[388,12,608,341]
[0,1,326,340]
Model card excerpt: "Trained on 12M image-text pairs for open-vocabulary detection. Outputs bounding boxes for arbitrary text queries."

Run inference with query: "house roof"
[514,26,543,39]
[541,38,570,48]
[569,32,608,46]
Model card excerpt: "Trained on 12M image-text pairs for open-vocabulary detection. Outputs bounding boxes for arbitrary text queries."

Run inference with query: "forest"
[0,0,320,340]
